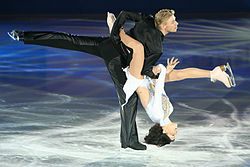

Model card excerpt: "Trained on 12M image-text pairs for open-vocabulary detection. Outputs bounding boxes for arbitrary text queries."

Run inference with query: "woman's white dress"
[122,64,174,126]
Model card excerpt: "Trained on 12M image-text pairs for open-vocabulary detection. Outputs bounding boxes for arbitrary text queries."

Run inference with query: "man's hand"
[152,66,161,75]
[166,57,179,73]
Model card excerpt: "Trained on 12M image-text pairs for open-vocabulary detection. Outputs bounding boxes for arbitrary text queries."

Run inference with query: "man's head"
[144,123,175,147]
[154,9,178,35]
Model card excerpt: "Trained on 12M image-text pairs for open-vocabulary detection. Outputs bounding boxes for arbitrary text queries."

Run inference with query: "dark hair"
[144,123,173,147]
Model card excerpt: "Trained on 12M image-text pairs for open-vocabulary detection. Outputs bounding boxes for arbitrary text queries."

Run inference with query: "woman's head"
[144,123,175,147]
[162,122,178,140]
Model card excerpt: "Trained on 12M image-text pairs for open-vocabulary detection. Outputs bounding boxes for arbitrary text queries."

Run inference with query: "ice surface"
[0,17,250,167]
[0,87,249,167]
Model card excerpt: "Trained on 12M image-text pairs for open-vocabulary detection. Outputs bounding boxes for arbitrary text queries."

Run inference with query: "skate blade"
[7,32,16,41]
[225,62,236,87]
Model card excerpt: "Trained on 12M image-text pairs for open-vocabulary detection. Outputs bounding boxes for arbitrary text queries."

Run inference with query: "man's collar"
[157,29,165,40]
[153,23,165,40]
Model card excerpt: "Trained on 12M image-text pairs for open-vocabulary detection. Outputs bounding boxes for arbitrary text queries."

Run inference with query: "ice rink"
[0,16,250,166]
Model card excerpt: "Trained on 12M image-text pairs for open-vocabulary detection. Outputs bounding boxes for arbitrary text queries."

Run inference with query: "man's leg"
[106,13,146,150]
[10,30,108,57]
[105,57,146,150]
[23,31,144,148]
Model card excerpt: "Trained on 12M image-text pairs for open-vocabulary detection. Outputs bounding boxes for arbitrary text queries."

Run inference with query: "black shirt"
[111,11,164,78]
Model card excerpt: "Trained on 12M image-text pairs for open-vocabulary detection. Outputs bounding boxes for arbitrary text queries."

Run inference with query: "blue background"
[1,0,250,15]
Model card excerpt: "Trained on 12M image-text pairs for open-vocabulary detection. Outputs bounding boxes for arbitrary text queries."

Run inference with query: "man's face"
[164,15,178,33]
[165,122,178,140]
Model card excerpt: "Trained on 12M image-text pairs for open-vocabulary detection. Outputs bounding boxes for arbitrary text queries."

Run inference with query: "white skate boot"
[210,63,236,88]
[107,12,116,33]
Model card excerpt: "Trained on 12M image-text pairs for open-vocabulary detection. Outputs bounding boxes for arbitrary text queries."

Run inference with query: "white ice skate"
[210,62,236,88]
[107,12,116,33]
[225,62,236,87]
[7,30,23,41]
[7,30,18,40]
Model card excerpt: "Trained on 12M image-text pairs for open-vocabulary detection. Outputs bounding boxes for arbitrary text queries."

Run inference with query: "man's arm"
[141,52,162,79]
[133,22,164,79]
[110,11,148,44]
[108,11,161,79]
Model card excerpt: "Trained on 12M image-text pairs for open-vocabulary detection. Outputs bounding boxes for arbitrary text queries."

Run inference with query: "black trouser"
[23,31,139,147]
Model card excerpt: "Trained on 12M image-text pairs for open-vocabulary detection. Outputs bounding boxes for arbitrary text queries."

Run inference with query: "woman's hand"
[166,57,179,73]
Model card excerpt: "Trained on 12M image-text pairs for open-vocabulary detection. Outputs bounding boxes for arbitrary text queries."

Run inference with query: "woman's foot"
[210,65,232,88]
[107,12,116,33]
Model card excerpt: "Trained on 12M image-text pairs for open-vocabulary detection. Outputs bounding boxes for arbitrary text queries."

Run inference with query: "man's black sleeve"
[141,52,162,79]
[111,11,147,43]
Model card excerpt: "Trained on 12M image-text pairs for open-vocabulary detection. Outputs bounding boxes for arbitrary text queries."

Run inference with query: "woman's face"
[165,122,178,140]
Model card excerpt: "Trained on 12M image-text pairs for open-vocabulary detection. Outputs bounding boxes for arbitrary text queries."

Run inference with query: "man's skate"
[7,30,24,41]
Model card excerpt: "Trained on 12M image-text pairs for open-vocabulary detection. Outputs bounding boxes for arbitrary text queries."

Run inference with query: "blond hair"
[154,9,175,29]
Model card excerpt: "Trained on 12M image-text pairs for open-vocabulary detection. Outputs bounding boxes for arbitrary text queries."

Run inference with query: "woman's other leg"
[107,12,144,80]
[119,30,144,79]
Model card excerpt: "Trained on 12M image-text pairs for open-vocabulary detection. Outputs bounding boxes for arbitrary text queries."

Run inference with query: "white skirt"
[121,67,145,109]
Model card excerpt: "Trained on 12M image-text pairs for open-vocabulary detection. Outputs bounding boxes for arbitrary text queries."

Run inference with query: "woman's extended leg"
[119,30,144,79]
[166,68,210,82]
[165,65,232,88]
